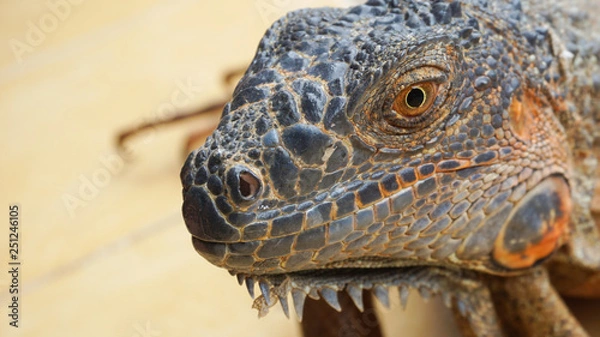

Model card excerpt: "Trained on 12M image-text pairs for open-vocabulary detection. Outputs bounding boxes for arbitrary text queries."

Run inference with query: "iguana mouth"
[232,266,480,320]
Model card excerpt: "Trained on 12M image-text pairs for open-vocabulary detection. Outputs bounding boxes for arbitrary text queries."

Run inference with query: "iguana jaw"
[190,174,573,320]
[232,265,478,320]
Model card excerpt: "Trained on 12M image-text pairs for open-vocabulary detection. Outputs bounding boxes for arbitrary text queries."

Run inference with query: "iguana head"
[180,0,577,316]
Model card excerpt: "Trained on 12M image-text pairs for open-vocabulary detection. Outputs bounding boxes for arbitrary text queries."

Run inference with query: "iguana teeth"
[373,285,390,308]
[245,277,255,299]
[259,280,272,306]
[456,299,467,317]
[346,284,364,312]
[399,285,410,310]
[252,293,271,318]
[246,268,475,318]
[442,292,453,308]
[319,287,342,311]
[307,287,320,300]
[277,293,290,318]
[236,274,244,286]
[291,288,307,321]
[460,296,476,317]
[418,286,432,302]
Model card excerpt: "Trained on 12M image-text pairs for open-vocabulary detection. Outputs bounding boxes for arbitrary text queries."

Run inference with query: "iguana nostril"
[239,171,260,199]
[226,166,263,205]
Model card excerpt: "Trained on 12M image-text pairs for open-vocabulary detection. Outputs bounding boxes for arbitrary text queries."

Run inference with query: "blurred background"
[0,1,598,336]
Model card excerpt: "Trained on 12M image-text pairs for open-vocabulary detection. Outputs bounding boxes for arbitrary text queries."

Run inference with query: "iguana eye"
[384,76,446,129]
[392,82,439,118]
[365,65,452,138]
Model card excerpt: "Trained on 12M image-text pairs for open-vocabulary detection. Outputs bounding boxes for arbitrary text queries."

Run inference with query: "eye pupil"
[406,87,426,108]
[391,81,439,120]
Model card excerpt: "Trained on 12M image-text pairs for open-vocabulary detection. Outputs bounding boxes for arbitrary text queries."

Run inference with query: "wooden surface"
[0,1,597,337]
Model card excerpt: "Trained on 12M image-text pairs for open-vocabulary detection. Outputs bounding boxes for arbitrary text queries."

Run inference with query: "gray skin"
[180,0,600,336]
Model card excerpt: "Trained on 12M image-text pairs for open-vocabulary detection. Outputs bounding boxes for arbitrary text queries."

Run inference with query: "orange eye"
[392,82,438,118]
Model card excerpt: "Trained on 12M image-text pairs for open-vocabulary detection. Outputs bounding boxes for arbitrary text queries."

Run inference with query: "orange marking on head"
[493,216,567,269]
[492,177,571,270]
[508,89,544,142]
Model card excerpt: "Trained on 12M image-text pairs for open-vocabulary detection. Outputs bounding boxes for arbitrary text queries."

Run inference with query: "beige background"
[0,1,598,337]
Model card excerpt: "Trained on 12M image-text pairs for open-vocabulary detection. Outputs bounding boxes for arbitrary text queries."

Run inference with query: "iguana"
[177,0,600,335]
